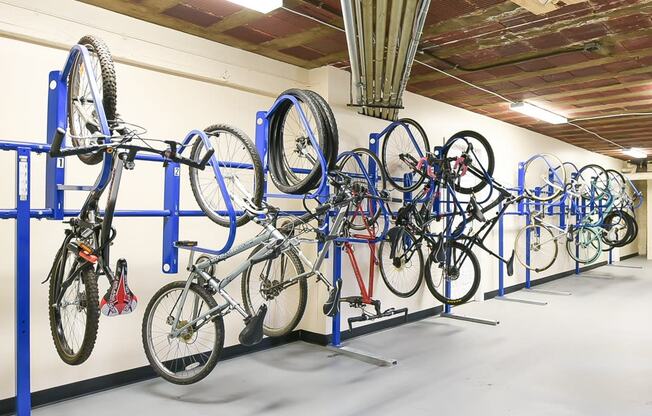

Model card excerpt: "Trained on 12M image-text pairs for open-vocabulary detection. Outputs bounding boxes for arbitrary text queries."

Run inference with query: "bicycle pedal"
[238,304,267,347]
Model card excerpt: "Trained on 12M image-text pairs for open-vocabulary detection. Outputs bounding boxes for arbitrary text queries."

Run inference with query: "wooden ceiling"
[79,0,652,160]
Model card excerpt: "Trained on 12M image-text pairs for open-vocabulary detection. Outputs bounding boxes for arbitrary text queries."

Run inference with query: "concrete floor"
[36,257,652,416]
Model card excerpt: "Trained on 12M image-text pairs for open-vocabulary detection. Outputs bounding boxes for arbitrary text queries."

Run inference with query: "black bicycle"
[45,35,215,365]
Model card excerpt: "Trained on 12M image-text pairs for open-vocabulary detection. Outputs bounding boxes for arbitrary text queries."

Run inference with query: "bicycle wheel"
[566,227,601,264]
[381,118,429,192]
[378,228,424,298]
[601,210,634,249]
[303,90,338,169]
[522,153,566,202]
[142,281,224,385]
[268,89,329,194]
[67,35,117,165]
[606,169,626,206]
[424,240,480,305]
[442,130,495,195]
[576,164,609,201]
[241,245,307,337]
[514,224,558,272]
[48,239,99,365]
[189,124,263,227]
[336,148,386,230]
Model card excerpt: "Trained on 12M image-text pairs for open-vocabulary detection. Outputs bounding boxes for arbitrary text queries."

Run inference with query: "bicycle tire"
[268,89,328,194]
[522,153,566,202]
[576,164,609,201]
[142,281,224,385]
[514,223,558,272]
[48,240,100,365]
[601,209,632,249]
[241,245,307,338]
[381,118,429,192]
[303,90,338,170]
[424,240,480,306]
[566,226,601,264]
[336,148,386,230]
[378,227,423,298]
[443,130,495,195]
[68,35,117,165]
[189,124,263,227]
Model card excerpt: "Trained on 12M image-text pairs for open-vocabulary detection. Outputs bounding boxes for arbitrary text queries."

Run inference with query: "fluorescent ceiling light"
[225,0,282,13]
[510,102,568,125]
[622,147,647,159]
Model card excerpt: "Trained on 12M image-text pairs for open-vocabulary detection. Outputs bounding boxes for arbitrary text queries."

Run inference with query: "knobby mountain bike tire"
[268,89,335,194]
[378,227,424,298]
[241,245,307,338]
[189,123,264,227]
[303,89,338,170]
[68,35,117,165]
[381,118,429,192]
[142,281,224,385]
[424,240,480,305]
[48,237,100,365]
[443,130,495,195]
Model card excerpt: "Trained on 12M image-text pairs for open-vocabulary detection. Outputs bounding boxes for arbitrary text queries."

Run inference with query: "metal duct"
[341,0,431,120]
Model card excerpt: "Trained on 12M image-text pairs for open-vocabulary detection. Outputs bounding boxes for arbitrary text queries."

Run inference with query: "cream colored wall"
[0,0,638,400]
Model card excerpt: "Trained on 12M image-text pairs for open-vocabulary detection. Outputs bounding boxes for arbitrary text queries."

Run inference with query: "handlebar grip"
[49,127,66,157]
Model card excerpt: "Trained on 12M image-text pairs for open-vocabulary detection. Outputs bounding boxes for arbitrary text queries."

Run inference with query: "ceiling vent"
[341,0,431,120]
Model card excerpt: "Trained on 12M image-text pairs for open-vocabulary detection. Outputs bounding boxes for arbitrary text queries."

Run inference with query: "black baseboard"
[1,254,639,415]
[620,252,640,261]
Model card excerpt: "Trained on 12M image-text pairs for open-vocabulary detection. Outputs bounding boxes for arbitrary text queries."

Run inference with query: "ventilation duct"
[341,0,431,120]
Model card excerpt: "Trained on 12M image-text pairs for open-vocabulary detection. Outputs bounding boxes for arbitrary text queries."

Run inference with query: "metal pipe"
[340,0,363,105]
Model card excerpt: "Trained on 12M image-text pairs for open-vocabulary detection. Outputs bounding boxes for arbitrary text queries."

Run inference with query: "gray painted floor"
[36,257,652,416]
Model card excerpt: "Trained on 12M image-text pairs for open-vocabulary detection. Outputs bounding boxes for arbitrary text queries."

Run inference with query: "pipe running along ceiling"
[341,0,431,120]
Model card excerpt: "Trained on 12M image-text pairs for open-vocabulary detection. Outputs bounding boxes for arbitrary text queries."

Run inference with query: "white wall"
[0,0,636,400]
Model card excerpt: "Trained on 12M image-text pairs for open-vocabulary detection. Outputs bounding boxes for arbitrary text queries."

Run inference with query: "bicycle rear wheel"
[566,227,601,264]
[67,35,117,165]
[241,245,307,337]
[514,224,558,272]
[424,240,480,306]
[381,118,429,192]
[142,281,224,385]
[336,148,386,230]
[378,228,423,298]
[443,130,495,195]
[189,124,263,227]
[48,239,99,365]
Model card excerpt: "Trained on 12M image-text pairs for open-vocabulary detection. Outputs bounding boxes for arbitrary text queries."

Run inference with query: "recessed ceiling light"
[510,102,568,125]
[622,147,647,159]
[225,0,282,14]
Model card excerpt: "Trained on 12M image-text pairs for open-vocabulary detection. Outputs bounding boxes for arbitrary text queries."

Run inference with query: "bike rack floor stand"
[325,345,397,366]
[522,288,571,296]
[494,295,548,306]
[439,312,499,326]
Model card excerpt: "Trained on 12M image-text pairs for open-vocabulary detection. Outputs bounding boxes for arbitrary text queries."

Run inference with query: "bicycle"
[141,172,384,384]
[47,126,213,365]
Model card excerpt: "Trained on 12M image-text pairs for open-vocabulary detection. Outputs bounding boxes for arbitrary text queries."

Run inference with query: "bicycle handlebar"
[49,127,214,170]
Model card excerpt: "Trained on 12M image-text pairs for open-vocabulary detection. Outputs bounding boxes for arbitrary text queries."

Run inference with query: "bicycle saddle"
[468,196,486,222]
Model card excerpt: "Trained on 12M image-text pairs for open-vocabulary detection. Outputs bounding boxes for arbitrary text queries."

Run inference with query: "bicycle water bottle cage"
[100,259,138,317]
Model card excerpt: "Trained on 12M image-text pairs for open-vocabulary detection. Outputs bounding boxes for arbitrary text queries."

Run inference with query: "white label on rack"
[57,157,64,168]
[18,156,28,201]
[174,167,180,177]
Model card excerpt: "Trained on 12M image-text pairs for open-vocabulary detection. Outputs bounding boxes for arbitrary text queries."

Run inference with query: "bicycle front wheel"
[189,124,263,227]
[424,240,480,306]
[443,130,495,195]
[381,118,429,192]
[514,224,558,272]
[68,35,117,165]
[48,241,99,365]
[142,281,224,385]
[522,154,566,202]
[566,227,601,264]
[241,245,307,337]
[378,228,424,298]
